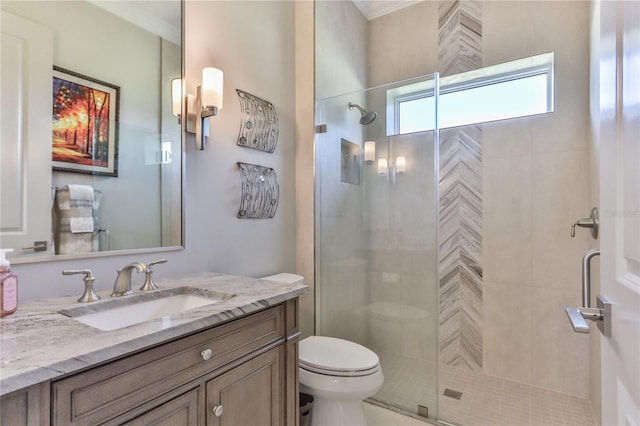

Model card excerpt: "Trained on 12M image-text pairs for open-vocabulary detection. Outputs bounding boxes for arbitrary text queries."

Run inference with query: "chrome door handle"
[565,297,611,336]
[581,249,600,308]
[566,249,612,336]
[594,295,612,337]
[21,241,47,252]
[565,307,589,333]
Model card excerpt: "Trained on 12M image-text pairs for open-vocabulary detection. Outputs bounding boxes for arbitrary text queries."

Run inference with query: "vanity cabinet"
[122,387,201,426]
[1,299,300,426]
[0,382,50,426]
[122,346,283,426]
[205,346,282,425]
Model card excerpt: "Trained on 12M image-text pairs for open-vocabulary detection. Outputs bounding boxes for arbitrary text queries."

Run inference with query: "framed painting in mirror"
[52,66,119,177]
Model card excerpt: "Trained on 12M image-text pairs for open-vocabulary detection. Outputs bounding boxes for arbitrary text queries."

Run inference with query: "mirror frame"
[11,0,186,265]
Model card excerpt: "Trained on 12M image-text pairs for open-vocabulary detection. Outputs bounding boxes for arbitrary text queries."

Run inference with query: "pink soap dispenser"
[1,249,18,317]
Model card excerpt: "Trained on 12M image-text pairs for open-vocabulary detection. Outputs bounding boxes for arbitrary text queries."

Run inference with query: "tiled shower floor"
[370,350,598,426]
[372,348,437,415]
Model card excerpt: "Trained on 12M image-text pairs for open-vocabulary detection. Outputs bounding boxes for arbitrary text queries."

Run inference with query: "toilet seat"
[299,336,380,377]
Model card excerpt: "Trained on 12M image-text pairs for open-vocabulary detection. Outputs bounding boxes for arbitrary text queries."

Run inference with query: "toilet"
[299,336,384,426]
[261,273,384,426]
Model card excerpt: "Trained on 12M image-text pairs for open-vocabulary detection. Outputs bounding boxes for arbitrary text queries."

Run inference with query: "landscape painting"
[52,66,119,176]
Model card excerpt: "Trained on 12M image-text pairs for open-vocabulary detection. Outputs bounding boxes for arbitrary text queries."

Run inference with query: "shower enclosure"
[315,73,441,418]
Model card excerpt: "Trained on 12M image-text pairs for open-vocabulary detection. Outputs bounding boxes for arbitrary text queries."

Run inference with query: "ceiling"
[88,1,181,45]
[351,0,424,20]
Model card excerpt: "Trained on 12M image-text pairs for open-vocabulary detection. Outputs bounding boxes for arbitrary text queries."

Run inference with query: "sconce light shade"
[171,78,182,119]
[182,67,224,150]
[377,158,388,175]
[202,67,224,109]
[396,155,406,173]
[364,141,376,163]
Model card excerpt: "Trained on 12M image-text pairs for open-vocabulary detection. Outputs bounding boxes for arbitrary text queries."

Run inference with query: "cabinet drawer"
[52,305,284,426]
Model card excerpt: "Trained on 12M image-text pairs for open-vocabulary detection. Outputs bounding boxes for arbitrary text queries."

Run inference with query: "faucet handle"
[139,259,167,291]
[571,207,599,239]
[147,259,168,268]
[62,269,100,303]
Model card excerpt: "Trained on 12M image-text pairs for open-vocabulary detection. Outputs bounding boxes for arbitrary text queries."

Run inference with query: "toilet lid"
[299,336,380,377]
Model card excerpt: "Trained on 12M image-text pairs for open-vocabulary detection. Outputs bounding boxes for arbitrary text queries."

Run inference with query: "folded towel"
[56,185,101,209]
[67,184,94,207]
[57,231,95,254]
[70,217,94,233]
[68,184,93,200]
[52,187,102,254]
[56,190,70,210]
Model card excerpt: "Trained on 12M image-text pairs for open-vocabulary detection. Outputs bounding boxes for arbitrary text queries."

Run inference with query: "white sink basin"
[59,288,232,331]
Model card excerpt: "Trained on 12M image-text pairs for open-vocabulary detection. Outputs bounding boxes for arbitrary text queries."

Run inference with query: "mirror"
[0,0,183,263]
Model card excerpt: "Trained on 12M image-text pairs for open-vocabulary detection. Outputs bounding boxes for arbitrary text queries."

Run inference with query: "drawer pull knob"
[213,404,224,417]
[201,349,213,360]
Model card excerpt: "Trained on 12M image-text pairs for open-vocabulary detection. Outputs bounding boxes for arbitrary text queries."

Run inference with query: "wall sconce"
[395,155,406,174]
[179,67,224,150]
[171,78,182,123]
[364,141,376,164]
[377,158,388,175]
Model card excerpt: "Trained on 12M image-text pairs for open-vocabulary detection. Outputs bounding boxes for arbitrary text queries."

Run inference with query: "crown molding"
[352,0,424,20]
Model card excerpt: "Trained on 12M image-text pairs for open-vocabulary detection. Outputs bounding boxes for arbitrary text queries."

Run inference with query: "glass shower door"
[315,74,440,419]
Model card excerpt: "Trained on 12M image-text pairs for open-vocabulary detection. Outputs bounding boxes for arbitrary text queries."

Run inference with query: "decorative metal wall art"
[237,162,279,219]
[236,89,279,153]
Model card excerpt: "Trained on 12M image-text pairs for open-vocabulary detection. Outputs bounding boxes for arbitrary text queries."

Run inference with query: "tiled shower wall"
[366,0,592,398]
[437,0,484,371]
[317,0,593,400]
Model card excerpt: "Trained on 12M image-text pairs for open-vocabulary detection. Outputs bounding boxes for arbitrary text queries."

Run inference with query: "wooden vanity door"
[206,347,283,426]
[122,388,200,426]
[0,383,50,426]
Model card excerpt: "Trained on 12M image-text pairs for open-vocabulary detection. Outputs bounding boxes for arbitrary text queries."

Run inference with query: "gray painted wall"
[13,1,297,302]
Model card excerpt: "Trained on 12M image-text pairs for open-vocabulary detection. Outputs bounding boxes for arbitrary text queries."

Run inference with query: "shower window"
[388,52,554,134]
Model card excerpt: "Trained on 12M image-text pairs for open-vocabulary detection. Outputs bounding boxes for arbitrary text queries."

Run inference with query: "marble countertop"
[0,273,307,396]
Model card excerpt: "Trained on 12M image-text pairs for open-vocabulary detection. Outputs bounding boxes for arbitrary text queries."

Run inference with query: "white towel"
[70,217,94,233]
[67,184,94,203]
[57,190,71,210]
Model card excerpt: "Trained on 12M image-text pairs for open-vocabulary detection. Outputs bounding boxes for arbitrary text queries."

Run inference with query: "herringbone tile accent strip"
[438,0,482,75]
[438,0,483,371]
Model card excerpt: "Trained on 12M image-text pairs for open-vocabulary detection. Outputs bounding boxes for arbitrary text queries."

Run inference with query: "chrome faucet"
[112,262,148,297]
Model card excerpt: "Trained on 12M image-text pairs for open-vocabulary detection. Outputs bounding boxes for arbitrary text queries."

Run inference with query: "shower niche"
[340,139,360,185]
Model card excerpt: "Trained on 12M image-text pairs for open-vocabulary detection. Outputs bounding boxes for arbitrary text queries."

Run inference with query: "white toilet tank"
[261,273,304,286]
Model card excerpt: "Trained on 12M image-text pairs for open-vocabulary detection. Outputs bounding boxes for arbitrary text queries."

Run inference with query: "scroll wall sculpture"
[237,162,279,219]
[236,89,279,153]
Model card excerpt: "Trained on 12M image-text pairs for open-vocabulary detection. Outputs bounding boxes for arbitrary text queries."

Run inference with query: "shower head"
[348,102,377,126]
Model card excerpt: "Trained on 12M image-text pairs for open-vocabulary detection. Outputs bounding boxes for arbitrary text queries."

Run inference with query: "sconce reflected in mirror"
[172,67,224,150]
[171,78,182,123]
[364,141,375,164]
[377,158,388,175]
[395,155,406,174]
[377,155,407,182]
